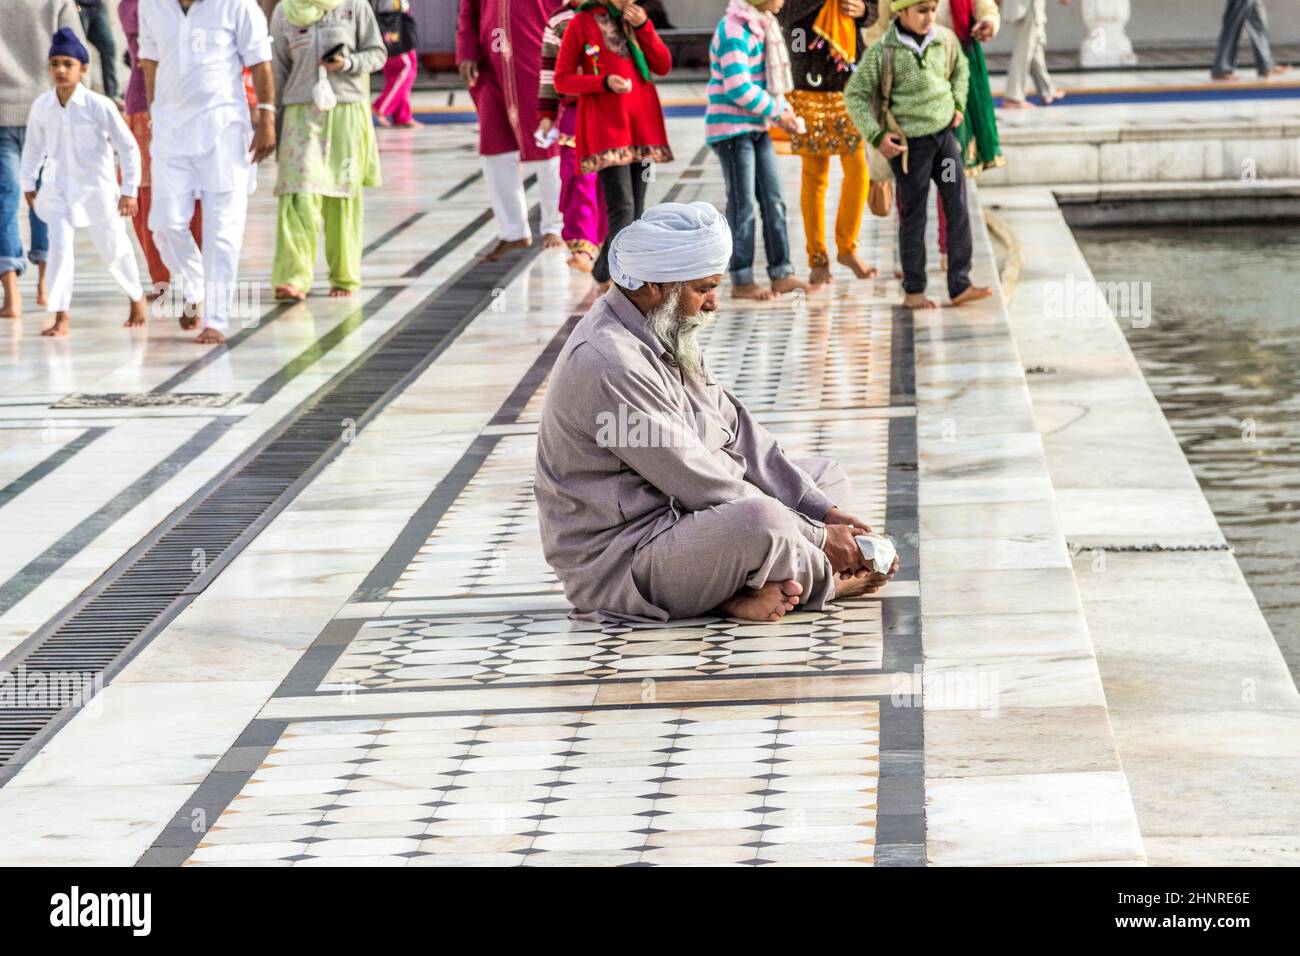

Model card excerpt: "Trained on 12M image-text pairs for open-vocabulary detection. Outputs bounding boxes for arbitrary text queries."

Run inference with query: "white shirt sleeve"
[137,0,158,61]
[235,0,273,67]
[18,100,46,195]
[104,100,143,197]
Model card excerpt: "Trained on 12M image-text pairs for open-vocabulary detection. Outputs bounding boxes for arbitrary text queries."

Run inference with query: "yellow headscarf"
[282,0,344,28]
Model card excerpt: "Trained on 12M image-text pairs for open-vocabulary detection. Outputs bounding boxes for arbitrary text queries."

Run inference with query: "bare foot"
[720,580,803,623]
[809,264,834,287]
[195,326,226,345]
[373,112,392,128]
[484,237,532,262]
[770,274,813,295]
[1000,97,1036,110]
[834,568,885,599]
[836,251,879,279]
[41,311,70,337]
[178,308,201,331]
[951,285,994,307]
[37,262,47,306]
[541,233,564,250]
[732,282,777,301]
[124,297,147,327]
[902,292,937,309]
[1262,65,1292,80]
[1041,88,1067,105]
[893,268,903,280]
[0,272,19,318]
[329,287,353,298]
[566,250,594,273]
[274,284,307,302]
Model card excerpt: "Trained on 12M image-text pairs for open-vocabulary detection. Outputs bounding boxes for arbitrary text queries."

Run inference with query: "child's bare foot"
[732,282,777,301]
[37,262,47,305]
[566,250,594,273]
[541,233,564,250]
[1000,97,1036,110]
[951,284,994,306]
[274,284,307,302]
[41,311,70,336]
[771,274,812,295]
[195,326,226,344]
[902,292,937,309]
[721,580,803,622]
[836,251,879,279]
[484,237,532,261]
[329,287,353,298]
[124,297,147,327]
[809,264,833,286]
[0,272,19,318]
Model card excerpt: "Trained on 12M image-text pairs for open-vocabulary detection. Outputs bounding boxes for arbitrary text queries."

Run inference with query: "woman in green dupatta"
[947,0,1003,174]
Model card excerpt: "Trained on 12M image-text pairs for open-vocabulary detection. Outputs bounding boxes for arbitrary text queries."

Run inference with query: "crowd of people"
[0,0,1290,341]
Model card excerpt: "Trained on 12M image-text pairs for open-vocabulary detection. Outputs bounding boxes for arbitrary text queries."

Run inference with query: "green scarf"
[282,0,344,28]
[578,1,651,83]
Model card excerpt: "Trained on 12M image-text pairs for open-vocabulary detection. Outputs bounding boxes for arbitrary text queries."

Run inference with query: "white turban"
[607,201,732,291]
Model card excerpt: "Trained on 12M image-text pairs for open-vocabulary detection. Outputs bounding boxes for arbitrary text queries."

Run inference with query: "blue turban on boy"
[49,27,89,64]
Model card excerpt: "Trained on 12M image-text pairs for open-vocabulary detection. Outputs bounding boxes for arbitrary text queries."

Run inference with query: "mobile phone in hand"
[322,42,346,62]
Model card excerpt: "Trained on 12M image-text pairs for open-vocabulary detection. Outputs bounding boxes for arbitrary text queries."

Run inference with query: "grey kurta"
[535,287,845,622]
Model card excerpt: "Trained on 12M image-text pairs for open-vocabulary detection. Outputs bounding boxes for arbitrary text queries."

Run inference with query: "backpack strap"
[944,30,956,79]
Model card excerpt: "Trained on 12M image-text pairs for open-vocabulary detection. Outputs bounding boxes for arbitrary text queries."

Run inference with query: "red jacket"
[553,8,673,174]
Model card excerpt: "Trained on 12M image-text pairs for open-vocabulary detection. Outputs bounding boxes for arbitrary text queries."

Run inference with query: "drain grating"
[52,393,242,409]
[0,224,541,777]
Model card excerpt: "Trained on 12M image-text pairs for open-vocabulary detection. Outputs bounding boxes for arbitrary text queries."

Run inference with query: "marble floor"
[1,117,936,866]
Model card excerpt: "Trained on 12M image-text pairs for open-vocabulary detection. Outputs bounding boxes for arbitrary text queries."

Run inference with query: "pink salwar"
[374,49,417,125]
[558,104,605,257]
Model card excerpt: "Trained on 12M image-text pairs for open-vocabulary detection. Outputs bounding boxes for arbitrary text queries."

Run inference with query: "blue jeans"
[80,3,120,100]
[1212,0,1276,76]
[0,126,49,276]
[712,131,793,286]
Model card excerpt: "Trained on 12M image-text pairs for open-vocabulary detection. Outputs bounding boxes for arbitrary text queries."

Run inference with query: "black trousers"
[593,162,650,283]
[890,129,972,300]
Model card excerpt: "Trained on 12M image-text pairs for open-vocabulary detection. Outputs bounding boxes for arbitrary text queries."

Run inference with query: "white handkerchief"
[854,534,897,575]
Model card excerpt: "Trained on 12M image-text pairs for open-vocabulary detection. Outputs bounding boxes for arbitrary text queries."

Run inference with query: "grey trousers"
[631,456,850,619]
[1212,0,1276,77]
[1006,0,1054,102]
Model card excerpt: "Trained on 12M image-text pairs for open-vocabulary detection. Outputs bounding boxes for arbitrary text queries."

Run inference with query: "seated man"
[535,201,899,623]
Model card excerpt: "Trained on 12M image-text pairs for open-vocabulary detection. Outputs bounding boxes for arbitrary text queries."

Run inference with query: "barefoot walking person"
[706,0,813,301]
[270,0,386,301]
[119,0,202,297]
[553,0,673,289]
[1001,0,1068,109]
[371,0,418,127]
[535,201,898,624]
[456,0,566,261]
[777,0,880,287]
[20,28,147,337]
[1211,0,1290,82]
[538,0,608,274]
[845,0,991,308]
[138,0,277,344]
[0,0,80,320]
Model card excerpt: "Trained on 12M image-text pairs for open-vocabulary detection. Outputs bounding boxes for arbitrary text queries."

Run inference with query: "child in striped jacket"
[706,0,812,299]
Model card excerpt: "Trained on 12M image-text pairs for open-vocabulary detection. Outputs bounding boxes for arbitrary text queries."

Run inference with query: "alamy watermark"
[1043,274,1151,328]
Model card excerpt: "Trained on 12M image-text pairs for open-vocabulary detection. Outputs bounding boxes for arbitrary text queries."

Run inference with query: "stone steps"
[982,183,1300,865]
[916,184,1146,865]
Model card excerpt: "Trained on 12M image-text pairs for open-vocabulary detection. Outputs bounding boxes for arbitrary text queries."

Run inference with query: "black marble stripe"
[0,427,109,511]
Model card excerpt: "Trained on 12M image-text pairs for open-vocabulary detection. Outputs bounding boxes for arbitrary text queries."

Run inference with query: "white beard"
[645,284,713,382]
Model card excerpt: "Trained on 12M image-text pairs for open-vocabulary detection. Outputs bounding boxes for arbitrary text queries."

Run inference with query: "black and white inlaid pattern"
[184,702,881,867]
[321,605,884,692]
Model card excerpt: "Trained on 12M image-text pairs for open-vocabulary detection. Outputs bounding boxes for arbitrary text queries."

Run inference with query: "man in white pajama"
[137,0,277,344]
[20,27,146,337]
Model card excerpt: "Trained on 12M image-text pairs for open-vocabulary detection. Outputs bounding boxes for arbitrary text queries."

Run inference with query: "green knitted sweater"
[844,23,969,149]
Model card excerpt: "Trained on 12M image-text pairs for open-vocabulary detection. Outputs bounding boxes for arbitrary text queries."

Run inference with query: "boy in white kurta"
[20,29,146,337]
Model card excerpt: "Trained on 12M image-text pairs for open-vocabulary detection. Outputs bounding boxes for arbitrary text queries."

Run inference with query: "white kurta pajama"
[138,0,272,332]
[20,85,145,312]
